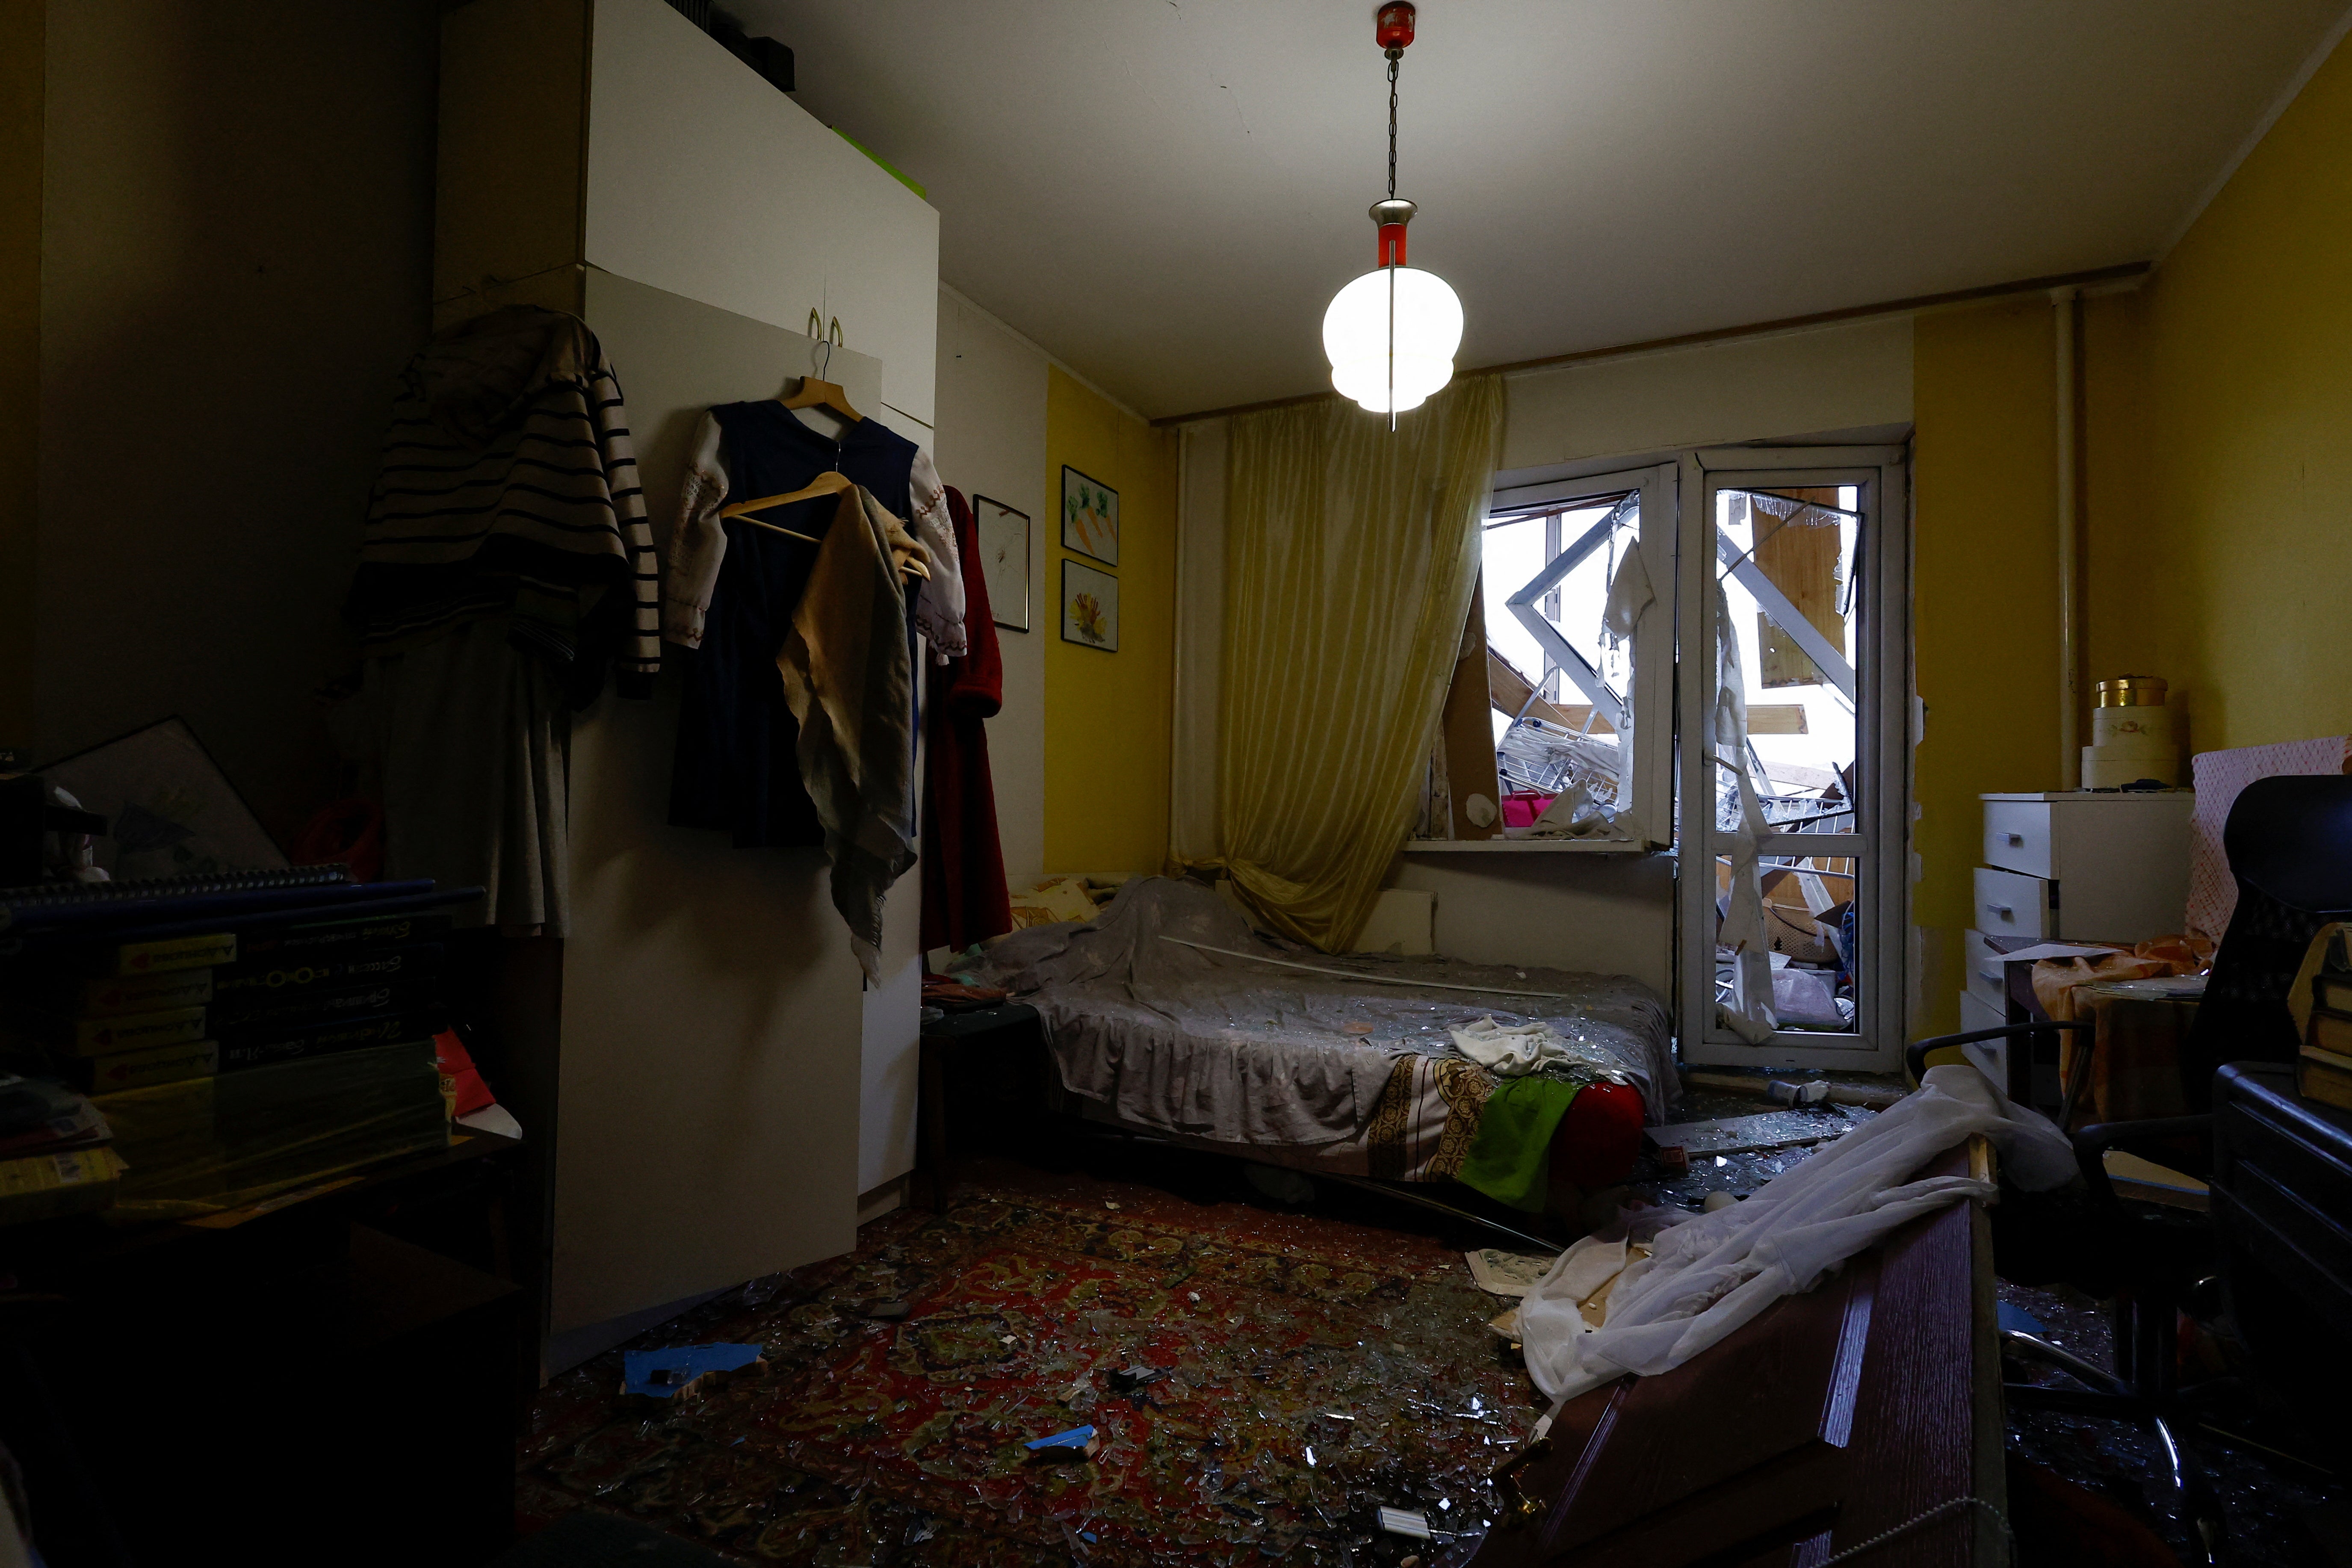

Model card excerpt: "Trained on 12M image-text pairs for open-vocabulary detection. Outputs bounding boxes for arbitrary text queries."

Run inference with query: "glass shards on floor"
[1998,1280,2346,1567]
[520,1171,1543,1565]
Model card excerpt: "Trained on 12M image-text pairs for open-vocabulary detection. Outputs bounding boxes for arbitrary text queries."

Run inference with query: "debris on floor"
[1461,1247,1557,1297]
[2000,1279,2345,1566]
[1645,1104,1868,1158]
[522,1163,1545,1565]
[1023,1424,1099,1460]
[621,1343,767,1401]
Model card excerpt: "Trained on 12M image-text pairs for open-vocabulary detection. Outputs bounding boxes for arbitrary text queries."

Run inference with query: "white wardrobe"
[434,0,937,1344]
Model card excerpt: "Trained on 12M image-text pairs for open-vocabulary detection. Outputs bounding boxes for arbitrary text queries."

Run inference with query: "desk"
[0,1130,530,1568]
[1468,1148,2001,1567]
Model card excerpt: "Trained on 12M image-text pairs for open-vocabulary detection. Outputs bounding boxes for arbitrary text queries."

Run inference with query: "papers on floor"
[1463,1246,1560,1297]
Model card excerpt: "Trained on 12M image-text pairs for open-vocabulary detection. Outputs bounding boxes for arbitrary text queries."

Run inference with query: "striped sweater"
[350,307,659,700]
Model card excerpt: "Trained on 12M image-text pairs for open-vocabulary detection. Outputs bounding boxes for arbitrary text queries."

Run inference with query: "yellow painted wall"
[2085,32,2352,751]
[1041,366,1178,874]
[1910,300,2062,1035]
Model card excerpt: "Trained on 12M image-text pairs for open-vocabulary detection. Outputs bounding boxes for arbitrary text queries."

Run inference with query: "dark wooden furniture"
[916,1002,1043,1211]
[1469,1148,2002,1568]
[0,1130,531,1568]
[2211,1061,2352,1400]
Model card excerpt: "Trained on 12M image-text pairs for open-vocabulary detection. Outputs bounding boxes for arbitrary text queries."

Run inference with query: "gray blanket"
[975,878,1673,1147]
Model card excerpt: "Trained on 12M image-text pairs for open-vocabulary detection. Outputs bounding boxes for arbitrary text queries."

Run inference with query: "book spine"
[77,969,216,1017]
[111,932,239,977]
[71,1006,210,1055]
[2301,1056,2352,1113]
[2305,1044,2352,1075]
[0,864,350,914]
[210,981,427,1036]
[68,1039,219,1093]
[211,943,443,998]
[0,879,440,937]
[7,888,479,958]
[216,1015,435,1072]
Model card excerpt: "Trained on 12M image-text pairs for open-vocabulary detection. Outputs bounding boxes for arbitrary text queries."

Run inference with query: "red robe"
[920,487,1013,950]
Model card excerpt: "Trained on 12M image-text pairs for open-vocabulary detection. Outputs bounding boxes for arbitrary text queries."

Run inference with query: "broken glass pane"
[1712,486,1864,1035]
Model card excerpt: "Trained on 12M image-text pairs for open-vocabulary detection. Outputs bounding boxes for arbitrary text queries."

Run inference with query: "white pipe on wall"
[2054,287,2082,790]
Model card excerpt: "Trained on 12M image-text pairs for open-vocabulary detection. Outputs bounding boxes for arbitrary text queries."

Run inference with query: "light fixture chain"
[1386,55,1400,200]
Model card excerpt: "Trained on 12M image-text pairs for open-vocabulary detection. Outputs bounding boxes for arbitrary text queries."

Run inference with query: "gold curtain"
[1204,375,1505,950]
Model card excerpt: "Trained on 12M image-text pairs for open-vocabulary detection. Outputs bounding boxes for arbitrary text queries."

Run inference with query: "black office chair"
[2182,774,2352,1098]
[1903,775,2352,1565]
[1908,1027,2225,1565]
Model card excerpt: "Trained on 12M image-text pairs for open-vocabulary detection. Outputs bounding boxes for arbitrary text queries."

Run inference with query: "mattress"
[973,877,1674,1161]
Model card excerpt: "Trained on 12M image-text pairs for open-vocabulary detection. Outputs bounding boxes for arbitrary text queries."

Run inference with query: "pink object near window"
[1501,791,1556,829]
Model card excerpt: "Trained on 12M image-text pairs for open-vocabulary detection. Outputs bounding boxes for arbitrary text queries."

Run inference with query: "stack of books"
[2299,924,2352,1113]
[0,869,483,1220]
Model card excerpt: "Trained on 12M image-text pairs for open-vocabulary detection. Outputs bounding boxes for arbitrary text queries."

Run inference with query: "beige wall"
[1499,317,1915,473]
[35,1,440,834]
[931,287,1050,888]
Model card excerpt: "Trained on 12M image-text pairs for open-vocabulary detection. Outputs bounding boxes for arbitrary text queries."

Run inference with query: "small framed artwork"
[1061,465,1119,566]
[973,495,1031,632]
[1060,559,1119,652]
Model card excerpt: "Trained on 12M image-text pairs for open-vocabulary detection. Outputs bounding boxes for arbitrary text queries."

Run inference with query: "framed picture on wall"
[1061,466,1119,566]
[1060,559,1119,652]
[973,495,1031,632]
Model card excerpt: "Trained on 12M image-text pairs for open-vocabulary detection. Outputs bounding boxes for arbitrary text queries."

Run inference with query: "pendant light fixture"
[1321,2,1463,423]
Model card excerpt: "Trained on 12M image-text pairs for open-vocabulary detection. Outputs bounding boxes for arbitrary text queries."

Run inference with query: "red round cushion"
[1555,1081,1647,1190]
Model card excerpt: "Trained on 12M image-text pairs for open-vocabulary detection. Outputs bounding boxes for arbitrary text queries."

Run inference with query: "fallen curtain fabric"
[920,487,1013,951]
[776,486,927,979]
[1204,376,1505,951]
[1517,1065,2076,1405]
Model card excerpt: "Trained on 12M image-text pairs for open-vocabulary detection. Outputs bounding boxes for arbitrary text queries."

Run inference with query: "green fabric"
[1456,1077,1582,1212]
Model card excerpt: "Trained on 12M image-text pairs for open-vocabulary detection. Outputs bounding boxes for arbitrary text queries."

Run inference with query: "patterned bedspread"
[989,878,1674,1184]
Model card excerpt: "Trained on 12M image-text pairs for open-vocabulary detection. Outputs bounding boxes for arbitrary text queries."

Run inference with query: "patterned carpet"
[519,1163,1539,1565]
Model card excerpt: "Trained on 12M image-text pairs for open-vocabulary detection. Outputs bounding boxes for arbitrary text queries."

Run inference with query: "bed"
[967,877,1675,1203]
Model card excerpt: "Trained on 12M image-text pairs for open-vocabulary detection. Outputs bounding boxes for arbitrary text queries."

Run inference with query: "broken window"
[1417,465,1675,846]
[1678,449,1908,1070]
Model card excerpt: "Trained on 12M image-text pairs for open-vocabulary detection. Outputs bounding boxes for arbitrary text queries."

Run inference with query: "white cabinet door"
[584,0,939,424]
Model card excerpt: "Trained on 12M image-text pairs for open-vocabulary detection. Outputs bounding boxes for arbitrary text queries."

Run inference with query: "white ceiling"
[741,0,2348,420]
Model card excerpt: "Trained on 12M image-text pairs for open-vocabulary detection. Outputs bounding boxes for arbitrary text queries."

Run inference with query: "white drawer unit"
[1972,867,2054,939]
[1962,928,2013,1007]
[1957,989,2009,1089]
[1979,791,2194,943]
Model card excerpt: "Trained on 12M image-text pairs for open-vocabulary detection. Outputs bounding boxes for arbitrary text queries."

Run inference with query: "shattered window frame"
[1449,462,1678,849]
[1675,446,1912,1075]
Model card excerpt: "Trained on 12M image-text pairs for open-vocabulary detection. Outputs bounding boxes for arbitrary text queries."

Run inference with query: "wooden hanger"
[719,471,854,543]
[782,316,863,423]
[717,472,929,578]
[780,374,863,423]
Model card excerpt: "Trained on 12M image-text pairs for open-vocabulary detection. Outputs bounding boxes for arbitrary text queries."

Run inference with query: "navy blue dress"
[669,402,919,847]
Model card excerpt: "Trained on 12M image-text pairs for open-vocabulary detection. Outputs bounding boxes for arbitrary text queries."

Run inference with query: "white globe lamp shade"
[1322,265,1463,415]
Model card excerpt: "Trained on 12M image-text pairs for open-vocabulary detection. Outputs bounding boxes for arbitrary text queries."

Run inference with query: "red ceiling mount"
[1376,3,1416,57]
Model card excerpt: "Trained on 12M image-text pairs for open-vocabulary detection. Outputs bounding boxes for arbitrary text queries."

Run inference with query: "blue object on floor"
[1997,1301,2049,1337]
[622,1343,763,1398]
[1025,1425,1096,1451]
